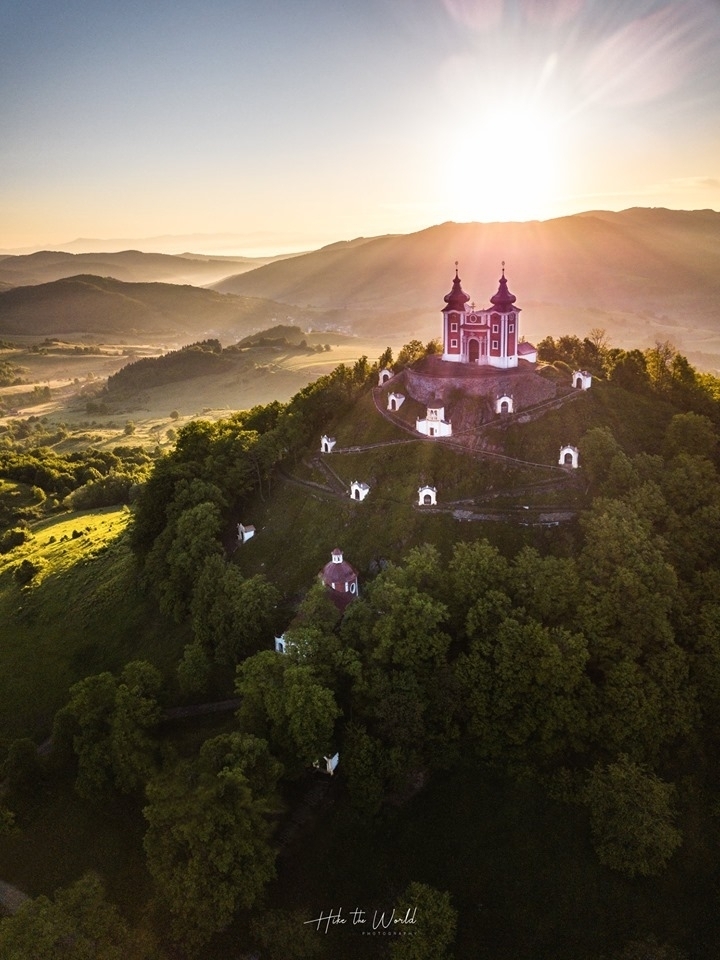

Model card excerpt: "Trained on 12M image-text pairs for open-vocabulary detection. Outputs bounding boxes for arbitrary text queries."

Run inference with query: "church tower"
[441,264,470,361]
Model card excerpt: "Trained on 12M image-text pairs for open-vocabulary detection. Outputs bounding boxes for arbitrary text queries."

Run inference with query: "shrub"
[14,558,43,585]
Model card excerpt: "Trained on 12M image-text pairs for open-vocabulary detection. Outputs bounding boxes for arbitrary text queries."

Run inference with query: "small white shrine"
[314,753,340,775]
[559,445,580,468]
[350,480,370,501]
[321,435,337,454]
[378,368,393,385]
[496,394,514,415]
[416,402,452,438]
[275,634,289,654]
[237,522,256,544]
[572,370,592,390]
[418,485,437,506]
[387,392,405,412]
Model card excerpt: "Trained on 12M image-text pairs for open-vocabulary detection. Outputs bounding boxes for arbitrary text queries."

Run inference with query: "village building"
[441,263,535,369]
[378,368,393,385]
[320,434,337,453]
[320,548,359,609]
[387,391,405,412]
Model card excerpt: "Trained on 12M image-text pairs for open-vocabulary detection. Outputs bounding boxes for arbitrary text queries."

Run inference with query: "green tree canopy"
[584,755,682,877]
[143,733,281,951]
[0,872,162,960]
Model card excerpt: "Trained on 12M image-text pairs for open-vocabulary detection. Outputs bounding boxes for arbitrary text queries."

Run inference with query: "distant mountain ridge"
[214,208,720,313]
[0,275,332,339]
[0,249,299,289]
[2,209,720,365]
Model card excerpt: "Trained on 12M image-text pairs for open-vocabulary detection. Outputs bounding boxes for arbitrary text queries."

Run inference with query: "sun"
[441,98,567,222]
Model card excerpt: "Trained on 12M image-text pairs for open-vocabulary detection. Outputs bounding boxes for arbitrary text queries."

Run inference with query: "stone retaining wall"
[401,366,558,410]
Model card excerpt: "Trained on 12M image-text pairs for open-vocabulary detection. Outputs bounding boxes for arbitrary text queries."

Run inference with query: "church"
[441,263,534,369]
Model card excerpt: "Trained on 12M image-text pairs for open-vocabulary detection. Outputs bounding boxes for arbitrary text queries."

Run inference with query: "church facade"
[441,264,524,370]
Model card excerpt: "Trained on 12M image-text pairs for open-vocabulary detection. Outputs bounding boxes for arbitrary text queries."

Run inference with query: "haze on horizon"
[1,0,719,257]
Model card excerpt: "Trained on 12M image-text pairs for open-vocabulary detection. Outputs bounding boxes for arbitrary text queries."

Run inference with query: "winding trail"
[274,384,584,524]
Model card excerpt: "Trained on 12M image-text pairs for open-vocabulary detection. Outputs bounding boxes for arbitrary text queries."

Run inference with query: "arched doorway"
[564,452,574,465]
[423,493,432,505]
[500,400,509,414]
[575,376,582,389]
[468,339,480,363]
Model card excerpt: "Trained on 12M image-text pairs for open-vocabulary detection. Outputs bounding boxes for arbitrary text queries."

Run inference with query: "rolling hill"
[0,275,334,339]
[0,249,298,288]
[213,208,720,363]
[3,209,720,366]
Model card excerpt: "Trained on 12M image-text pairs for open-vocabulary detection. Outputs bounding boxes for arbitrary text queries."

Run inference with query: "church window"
[451,339,457,347]
[450,322,457,332]
[509,323,515,332]
[492,340,499,350]
[492,324,499,333]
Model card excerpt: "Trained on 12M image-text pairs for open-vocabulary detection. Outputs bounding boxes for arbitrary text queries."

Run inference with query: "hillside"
[0,275,335,339]
[3,344,720,958]
[213,208,720,364]
[0,249,297,288]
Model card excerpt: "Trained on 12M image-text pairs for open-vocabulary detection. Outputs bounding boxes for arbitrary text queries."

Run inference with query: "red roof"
[489,271,517,312]
[443,267,470,312]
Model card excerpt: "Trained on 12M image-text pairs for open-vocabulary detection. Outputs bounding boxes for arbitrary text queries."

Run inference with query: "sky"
[1,0,719,254]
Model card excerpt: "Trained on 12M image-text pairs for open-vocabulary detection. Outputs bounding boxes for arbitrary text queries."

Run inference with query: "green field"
[0,506,189,745]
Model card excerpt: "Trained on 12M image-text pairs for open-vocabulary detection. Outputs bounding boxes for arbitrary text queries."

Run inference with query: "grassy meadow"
[0,503,189,745]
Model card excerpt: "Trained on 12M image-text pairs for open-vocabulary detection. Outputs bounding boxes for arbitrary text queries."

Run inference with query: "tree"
[604,349,650,392]
[143,734,280,951]
[584,755,682,877]
[396,340,426,369]
[369,577,450,670]
[663,411,717,460]
[148,500,224,621]
[458,617,591,762]
[342,722,387,817]
[0,872,162,960]
[176,642,212,697]
[236,652,341,774]
[109,661,163,794]
[389,882,457,960]
[578,426,622,488]
[59,662,162,801]
[510,546,580,627]
[191,557,279,665]
[377,346,394,370]
[578,499,678,663]
[249,909,325,960]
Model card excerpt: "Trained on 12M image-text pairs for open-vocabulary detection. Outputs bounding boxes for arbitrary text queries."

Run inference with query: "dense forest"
[2,335,720,958]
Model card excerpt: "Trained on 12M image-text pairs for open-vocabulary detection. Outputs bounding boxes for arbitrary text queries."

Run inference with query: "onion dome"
[443,264,471,312]
[489,263,517,312]
[320,549,358,609]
